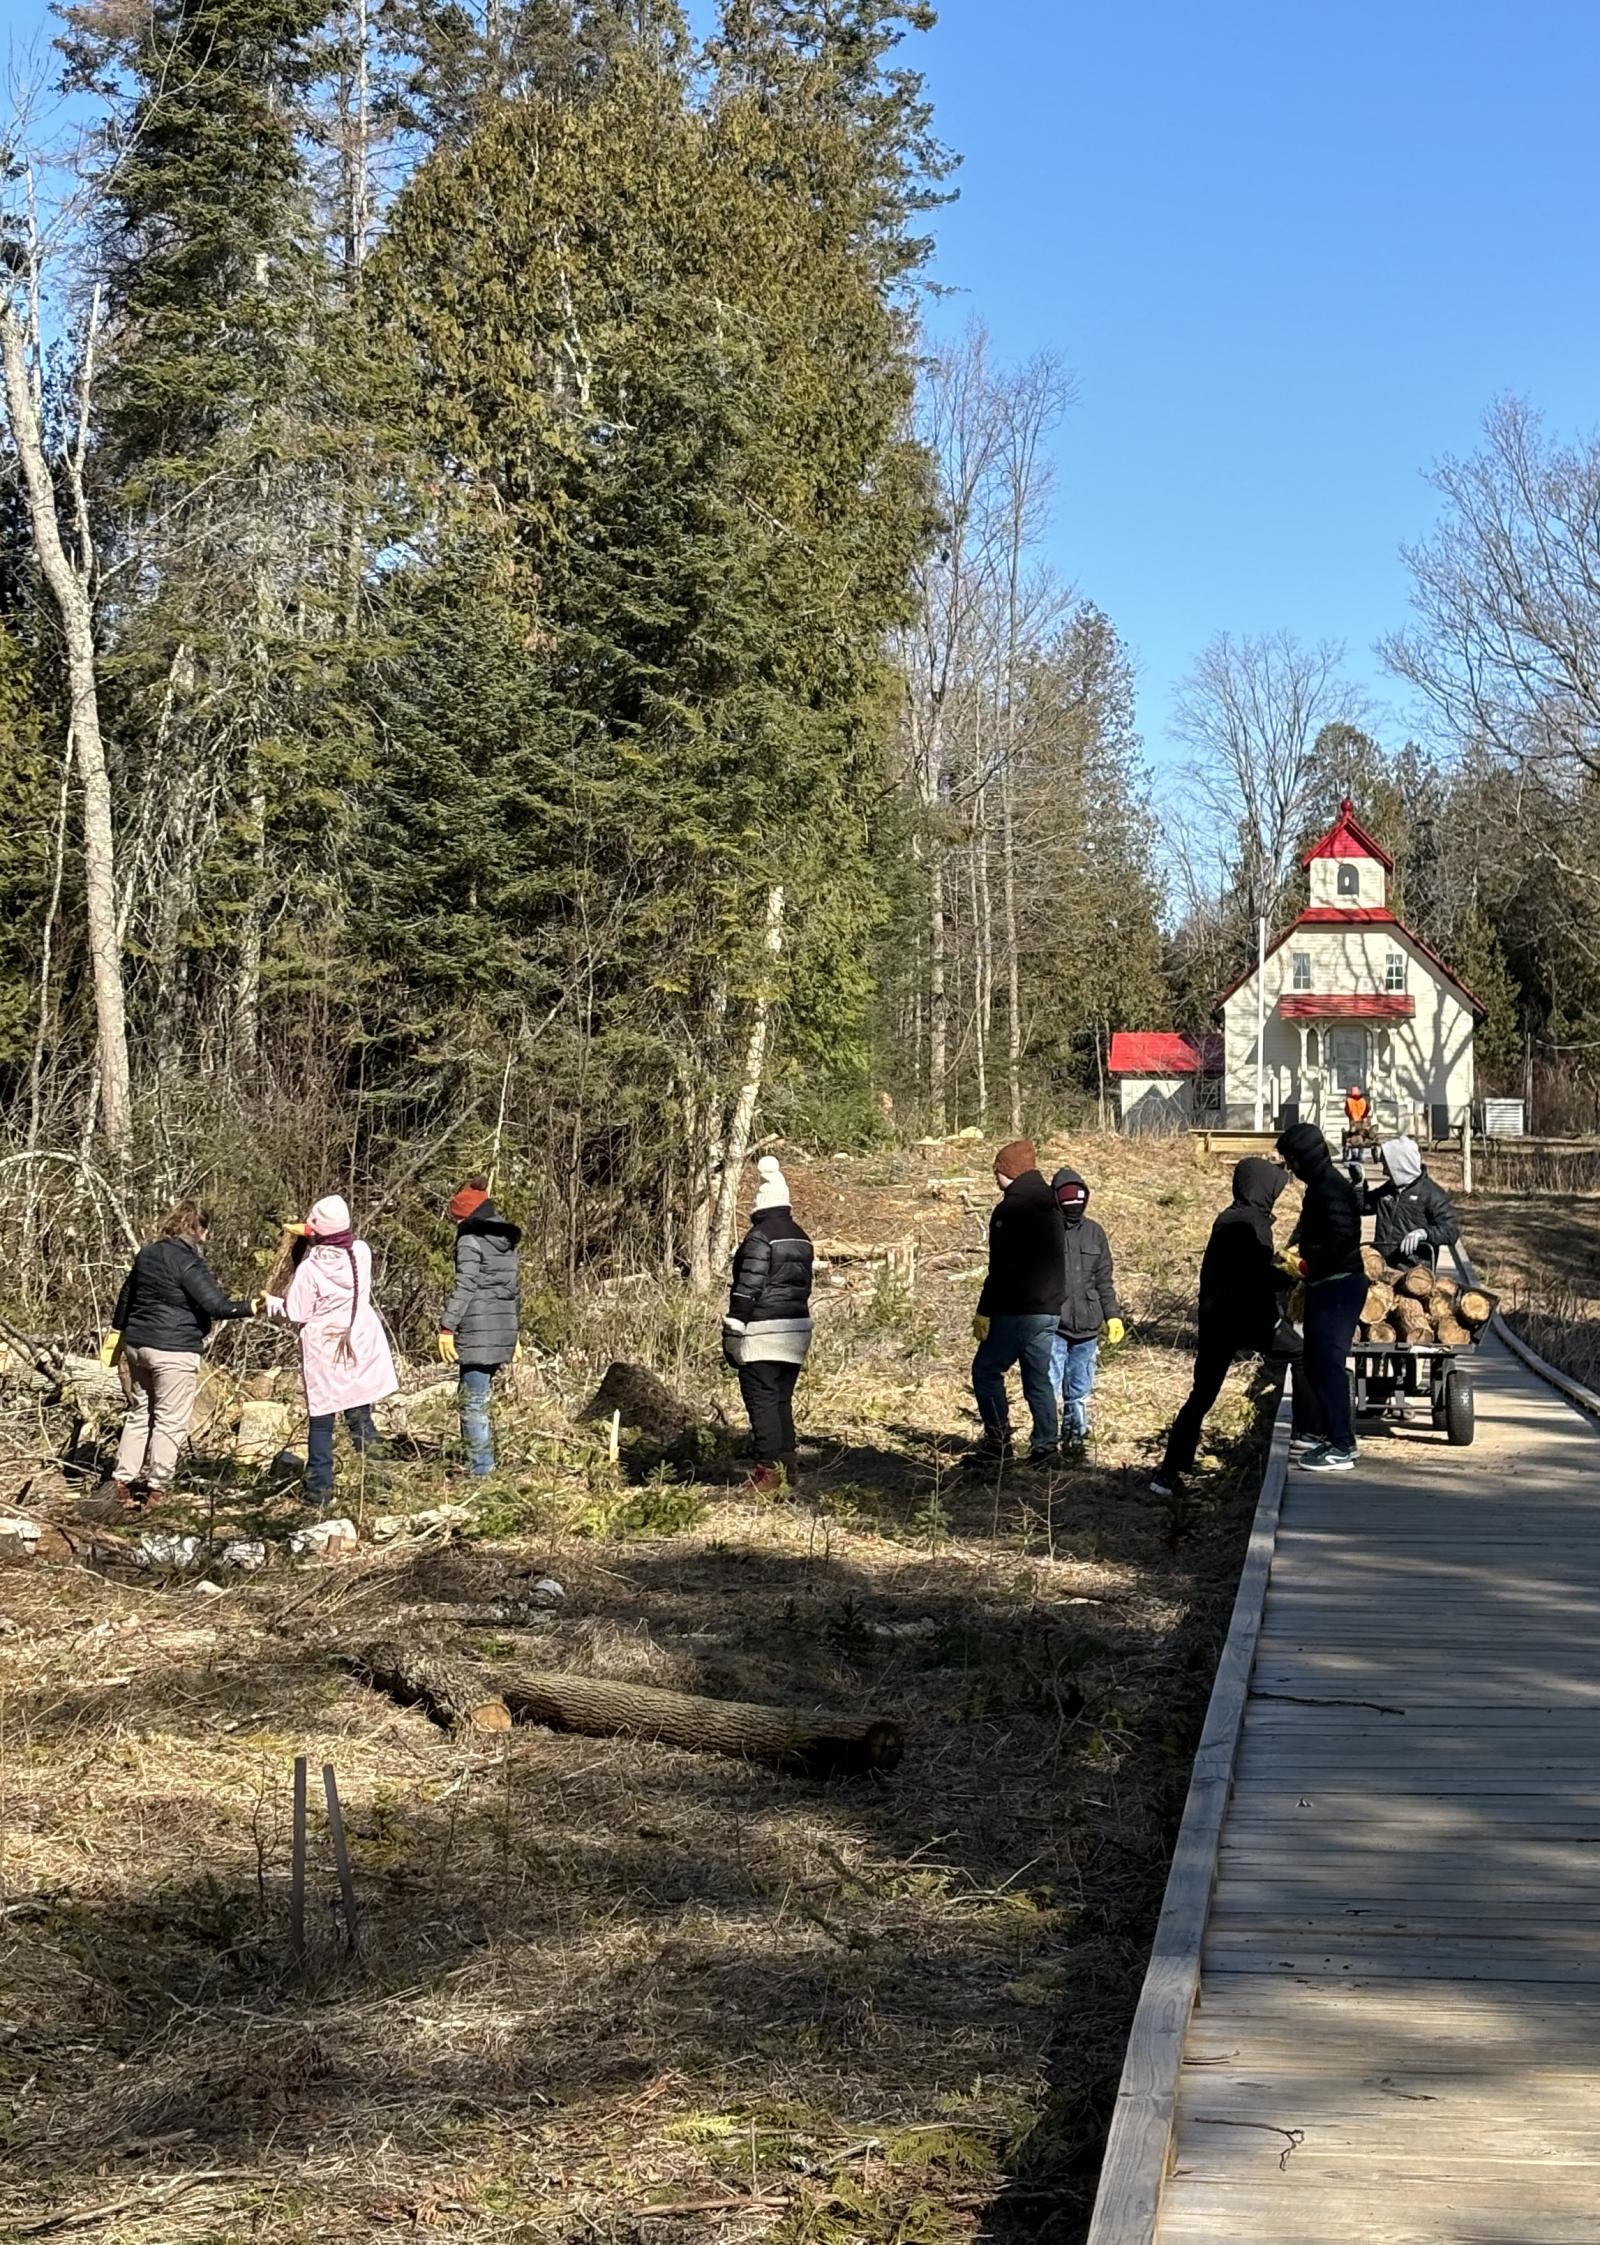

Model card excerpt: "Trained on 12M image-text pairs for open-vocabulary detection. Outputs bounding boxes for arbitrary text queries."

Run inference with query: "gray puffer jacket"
[442,1203,522,1367]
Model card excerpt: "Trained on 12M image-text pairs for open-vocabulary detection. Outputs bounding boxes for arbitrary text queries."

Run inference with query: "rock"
[0,1517,42,1563]
[370,1503,471,1545]
[289,1516,358,1560]
[135,1532,202,1571]
[219,1539,269,1572]
[957,1125,984,1140]
[533,1576,566,1602]
[195,1578,227,1598]
[235,1400,293,1463]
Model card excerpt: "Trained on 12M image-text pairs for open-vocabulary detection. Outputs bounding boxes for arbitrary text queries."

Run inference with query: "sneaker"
[1298,1443,1358,1473]
[1288,1433,1320,1458]
[1150,1471,1187,1498]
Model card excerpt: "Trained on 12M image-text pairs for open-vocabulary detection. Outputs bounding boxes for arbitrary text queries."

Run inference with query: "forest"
[3,0,1600,1326]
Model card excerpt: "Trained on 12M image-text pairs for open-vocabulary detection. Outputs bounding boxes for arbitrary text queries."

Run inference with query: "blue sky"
[9,0,1600,769]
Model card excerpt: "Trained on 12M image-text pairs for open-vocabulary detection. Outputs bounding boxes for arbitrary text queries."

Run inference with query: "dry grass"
[1459,1187,1600,1392]
[0,1136,1279,2244]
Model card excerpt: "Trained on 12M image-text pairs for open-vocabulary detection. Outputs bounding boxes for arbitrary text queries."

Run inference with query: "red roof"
[1216,907,1483,1015]
[1109,1031,1223,1076]
[1302,797,1394,871]
[1280,993,1416,1020]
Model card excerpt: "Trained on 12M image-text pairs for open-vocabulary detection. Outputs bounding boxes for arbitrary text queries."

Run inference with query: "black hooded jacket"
[1199,1158,1292,1348]
[443,1200,523,1366]
[1278,1122,1363,1284]
[1051,1167,1120,1339]
[977,1169,1066,1318]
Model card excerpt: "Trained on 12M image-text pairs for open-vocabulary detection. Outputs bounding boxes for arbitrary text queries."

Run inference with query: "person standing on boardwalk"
[1277,1121,1366,1473]
[1361,1135,1460,1271]
[98,1204,260,1506]
[971,1139,1066,1464]
[724,1156,814,1493]
[1049,1165,1124,1453]
[272,1194,398,1504]
[438,1176,522,1479]
[1151,1158,1302,1497]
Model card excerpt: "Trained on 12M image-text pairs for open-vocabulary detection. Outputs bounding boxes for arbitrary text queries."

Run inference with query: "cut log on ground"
[1457,1289,1496,1329]
[1397,1265,1437,1300]
[350,1642,512,1732]
[499,1669,904,1778]
[578,1361,697,1445]
[352,1644,902,1777]
[1361,1284,1396,1324]
[1360,1245,1388,1282]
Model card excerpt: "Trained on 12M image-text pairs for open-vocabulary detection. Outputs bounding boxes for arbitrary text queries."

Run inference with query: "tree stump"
[579,1361,698,1446]
[351,1642,512,1732]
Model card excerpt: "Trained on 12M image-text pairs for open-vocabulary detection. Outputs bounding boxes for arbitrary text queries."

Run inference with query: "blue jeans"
[973,1313,1060,1454]
[306,1404,381,1495]
[1051,1334,1100,1441]
[1302,1272,1367,1451]
[459,1365,496,1477]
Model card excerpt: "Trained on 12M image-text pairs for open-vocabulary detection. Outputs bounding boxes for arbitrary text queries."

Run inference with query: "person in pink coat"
[271,1194,398,1502]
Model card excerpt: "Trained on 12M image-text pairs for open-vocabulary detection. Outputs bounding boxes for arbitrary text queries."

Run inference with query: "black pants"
[738,1360,801,1464]
[1302,1272,1367,1452]
[1160,1320,1306,1479]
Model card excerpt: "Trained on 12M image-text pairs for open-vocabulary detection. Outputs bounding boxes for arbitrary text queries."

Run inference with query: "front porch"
[1240,997,1421,1137]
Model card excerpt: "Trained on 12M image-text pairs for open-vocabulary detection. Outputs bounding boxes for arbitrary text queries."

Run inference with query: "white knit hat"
[753,1155,790,1213]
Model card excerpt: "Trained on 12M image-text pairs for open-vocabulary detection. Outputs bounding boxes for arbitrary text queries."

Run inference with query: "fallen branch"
[349,1642,512,1732]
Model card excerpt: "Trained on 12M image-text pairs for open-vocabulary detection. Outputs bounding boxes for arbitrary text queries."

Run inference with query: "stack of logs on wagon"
[1357,1247,1496,1348]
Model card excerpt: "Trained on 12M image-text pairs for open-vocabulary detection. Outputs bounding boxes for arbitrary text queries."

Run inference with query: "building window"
[1291,952,1312,989]
[1338,863,1359,898]
[1385,952,1406,992]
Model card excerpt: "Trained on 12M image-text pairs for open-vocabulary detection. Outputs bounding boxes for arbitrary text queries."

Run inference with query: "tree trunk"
[709,884,784,1276]
[1000,758,1022,1137]
[351,1643,511,1732]
[0,300,132,1169]
[970,830,988,1127]
[928,847,948,1135]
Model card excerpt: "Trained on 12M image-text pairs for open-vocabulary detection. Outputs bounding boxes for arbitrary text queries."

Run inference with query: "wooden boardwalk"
[1091,1329,1600,2245]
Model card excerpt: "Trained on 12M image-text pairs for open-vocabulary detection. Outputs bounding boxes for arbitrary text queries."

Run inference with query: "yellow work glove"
[98,1328,122,1369]
[513,1337,524,1364]
[972,1313,991,1343]
[438,1330,458,1365]
[249,1295,267,1316]
[1102,1317,1126,1348]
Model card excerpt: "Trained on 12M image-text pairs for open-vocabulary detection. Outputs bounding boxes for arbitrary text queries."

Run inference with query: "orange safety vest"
[1345,1091,1369,1124]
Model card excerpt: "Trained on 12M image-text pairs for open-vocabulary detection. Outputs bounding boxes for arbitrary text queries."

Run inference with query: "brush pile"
[1357,1245,1496,1347]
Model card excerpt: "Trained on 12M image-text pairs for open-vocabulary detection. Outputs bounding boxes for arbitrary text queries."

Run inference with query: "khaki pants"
[114,1347,200,1489]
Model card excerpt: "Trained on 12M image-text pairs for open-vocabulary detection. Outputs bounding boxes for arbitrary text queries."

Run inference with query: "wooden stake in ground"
[322,1763,361,1957]
[353,1644,903,1778]
[290,1755,308,1969]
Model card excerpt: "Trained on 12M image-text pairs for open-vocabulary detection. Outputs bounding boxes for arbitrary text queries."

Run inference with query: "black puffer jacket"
[728,1207,814,1325]
[111,1237,253,1355]
[1369,1175,1460,1267]
[1051,1168,1120,1339]
[1278,1122,1363,1284]
[443,1202,523,1367]
[1199,1158,1291,1348]
[977,1170,1066,1318]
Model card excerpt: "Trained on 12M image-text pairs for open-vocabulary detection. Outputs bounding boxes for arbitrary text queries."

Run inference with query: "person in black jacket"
[438,1177,523,1479]
[1362,1136,1460,1269]
[972,1139,1066,1462]
[1278,1120,1366,1471]
[98,1204,258,1504]
[724,1157,814,1491]
[1152,1159,1302,1494]
[1050,1166,1123,1451]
